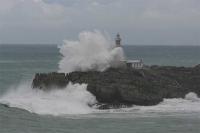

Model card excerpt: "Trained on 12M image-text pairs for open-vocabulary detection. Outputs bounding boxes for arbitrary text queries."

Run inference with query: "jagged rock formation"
[32,65,200,109]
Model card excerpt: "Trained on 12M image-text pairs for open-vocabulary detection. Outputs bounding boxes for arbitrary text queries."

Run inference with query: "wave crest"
[0,82,97,115]
[58,30,125,73]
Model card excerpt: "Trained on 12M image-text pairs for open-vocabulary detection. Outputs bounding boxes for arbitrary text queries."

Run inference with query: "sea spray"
[121,93,200,113]
[0,82,97,115]
[58,30,125,73]
[185,92,200,101]
[1,82,200,114]
[97,93,200,114]
[2,31,200,115]
[0,30,125,116]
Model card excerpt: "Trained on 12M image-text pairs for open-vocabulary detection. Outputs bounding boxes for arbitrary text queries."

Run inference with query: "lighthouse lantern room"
[115,33,121,47]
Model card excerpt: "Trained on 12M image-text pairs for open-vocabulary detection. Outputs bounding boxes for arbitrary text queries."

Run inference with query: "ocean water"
[0,44,200,133]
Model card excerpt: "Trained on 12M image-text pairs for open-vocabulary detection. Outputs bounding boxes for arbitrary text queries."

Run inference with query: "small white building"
[115,33,144,69]
[125,60,144,69]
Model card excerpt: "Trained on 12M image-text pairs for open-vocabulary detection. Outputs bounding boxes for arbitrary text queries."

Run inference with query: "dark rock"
[32,65,200,109]
[32,72,68,90]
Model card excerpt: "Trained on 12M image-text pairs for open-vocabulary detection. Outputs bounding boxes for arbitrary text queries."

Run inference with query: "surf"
[1,31,200,116]
[0,82,97,115]
[58,30,125,73]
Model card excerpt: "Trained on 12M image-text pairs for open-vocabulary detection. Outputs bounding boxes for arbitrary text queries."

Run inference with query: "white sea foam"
[0,82,97,115]
[1,84,200,115]
[1,31,200,116]
[101,92,200,114]
[185,92,200,101]
[58,30,125,73]
[0,30,125,115]
[0,30,125,116]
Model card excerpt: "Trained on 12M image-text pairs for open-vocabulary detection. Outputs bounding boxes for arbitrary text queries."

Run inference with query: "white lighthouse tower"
[115,33,121,47]
[114,33,144,69]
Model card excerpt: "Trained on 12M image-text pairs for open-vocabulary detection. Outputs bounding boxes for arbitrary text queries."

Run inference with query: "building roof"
[126,60,142,63]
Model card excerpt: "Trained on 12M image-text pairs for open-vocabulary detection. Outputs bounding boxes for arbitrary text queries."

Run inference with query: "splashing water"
[185,92,200,101]
[1,82,200,115]
[1,31,200,115]
[58,30,125,73]
[0,30,125,115]
[0,82,97,115]
[105,92,200,114]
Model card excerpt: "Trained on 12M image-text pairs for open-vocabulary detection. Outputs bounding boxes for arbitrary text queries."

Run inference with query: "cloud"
[0,0,200,45]
[0,0,65,23]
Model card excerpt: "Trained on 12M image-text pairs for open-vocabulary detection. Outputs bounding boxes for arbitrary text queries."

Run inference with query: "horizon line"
[1,43,200,46]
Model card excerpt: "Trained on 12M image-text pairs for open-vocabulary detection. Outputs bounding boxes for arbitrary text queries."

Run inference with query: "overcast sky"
[0,0,200,45]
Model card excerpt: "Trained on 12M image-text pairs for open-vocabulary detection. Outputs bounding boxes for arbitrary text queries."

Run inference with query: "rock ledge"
[32,65,200,109]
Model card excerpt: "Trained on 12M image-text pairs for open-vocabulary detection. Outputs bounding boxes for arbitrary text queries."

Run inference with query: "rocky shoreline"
[32,65,200,109]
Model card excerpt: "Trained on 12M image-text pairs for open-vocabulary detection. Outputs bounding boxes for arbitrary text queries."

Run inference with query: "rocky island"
[32,34,200,109]
[32,65,200,109]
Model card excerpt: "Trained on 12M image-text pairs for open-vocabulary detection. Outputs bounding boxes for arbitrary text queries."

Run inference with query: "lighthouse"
[114,33,144,69]
[115,33,121,47]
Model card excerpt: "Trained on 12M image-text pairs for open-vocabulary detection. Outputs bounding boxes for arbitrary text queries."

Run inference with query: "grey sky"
[0,0,200,45]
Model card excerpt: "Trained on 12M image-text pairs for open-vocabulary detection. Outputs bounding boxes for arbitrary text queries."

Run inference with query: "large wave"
[1,86,200,115]
[0,82,97,115]
[0,30,125,115]
[58,30,125,73]
[1,31,200,116]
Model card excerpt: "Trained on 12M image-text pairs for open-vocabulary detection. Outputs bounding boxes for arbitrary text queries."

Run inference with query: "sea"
[0,44,200,133]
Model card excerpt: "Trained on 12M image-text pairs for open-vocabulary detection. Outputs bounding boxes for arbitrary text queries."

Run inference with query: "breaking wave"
[0,83,200,116]
[0,82,97,115]
[101,92,200,114]
[134,92,200,113]
[1,85,200,115]
[58,30,125,73]
[0,30,125,115]
[0,31,200,116]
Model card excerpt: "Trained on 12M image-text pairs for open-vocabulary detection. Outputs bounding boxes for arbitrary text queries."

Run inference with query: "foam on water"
[0,30,125,115]
[1,31,200,116]
[99,92,200,114]
[0,83,200,115]
[136,93,200,113]
[0,82,97,115]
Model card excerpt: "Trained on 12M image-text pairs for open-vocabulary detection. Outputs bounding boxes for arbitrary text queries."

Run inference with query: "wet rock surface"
[32,65,200,109]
